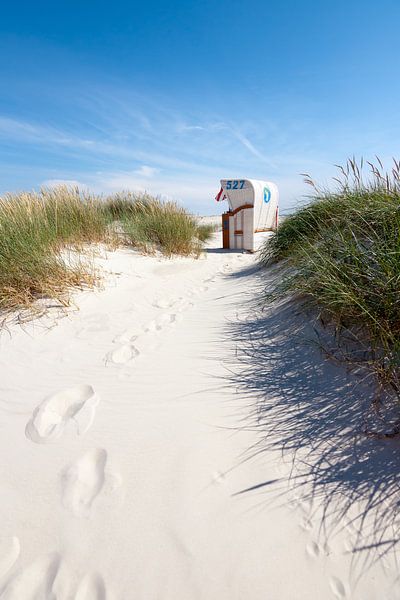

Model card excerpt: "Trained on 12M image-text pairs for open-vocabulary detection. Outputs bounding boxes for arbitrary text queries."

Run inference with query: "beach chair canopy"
[220,178,278,233]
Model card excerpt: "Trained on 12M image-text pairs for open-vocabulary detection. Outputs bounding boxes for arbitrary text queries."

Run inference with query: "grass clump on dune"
[104,193,214,256]
[0,187,213,317]
[261,158,400,399]
[0,186,111,315]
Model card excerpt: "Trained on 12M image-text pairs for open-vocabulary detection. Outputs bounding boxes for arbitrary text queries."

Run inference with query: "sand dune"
[0,233,397,599]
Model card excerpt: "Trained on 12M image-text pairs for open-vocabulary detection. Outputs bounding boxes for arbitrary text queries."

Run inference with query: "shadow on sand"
[225,264,400,579]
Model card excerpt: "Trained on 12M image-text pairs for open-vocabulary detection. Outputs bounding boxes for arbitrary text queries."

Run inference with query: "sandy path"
[0,236,396,599]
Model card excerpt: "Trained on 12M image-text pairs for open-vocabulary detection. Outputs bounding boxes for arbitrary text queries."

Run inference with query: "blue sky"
[1,0,400,213]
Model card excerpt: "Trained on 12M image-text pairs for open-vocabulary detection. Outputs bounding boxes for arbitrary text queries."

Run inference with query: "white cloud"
[0,116,41,140]
[134,165,159,178]
[179,125,205,132]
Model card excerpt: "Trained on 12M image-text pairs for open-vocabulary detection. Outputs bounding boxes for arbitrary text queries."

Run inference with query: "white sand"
[0,233,397,599]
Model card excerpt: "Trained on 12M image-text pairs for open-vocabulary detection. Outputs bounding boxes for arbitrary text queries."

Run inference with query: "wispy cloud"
[230,129,276,167]
[0,88,327,210]
[0,116,39,137]
[134,165,159,178]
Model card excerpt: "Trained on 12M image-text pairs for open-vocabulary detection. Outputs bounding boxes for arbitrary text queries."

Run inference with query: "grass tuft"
[104,193,214,256]
[0,187,213,318]
[260,157,400,398]
[0,187,110,315]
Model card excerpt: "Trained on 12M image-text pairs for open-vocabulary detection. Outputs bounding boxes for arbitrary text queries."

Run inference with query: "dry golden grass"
[0,187,213,318]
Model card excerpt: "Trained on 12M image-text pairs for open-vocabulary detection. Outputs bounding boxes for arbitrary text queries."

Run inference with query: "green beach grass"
[0,187,213,317]
[260,158,400,397]
[104,193,215,256]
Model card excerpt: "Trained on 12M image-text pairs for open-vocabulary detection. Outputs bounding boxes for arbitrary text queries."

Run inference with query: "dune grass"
[104,193,214,256]
[0,187,111,316]
[0,187,213,317]
[260,158,400,398]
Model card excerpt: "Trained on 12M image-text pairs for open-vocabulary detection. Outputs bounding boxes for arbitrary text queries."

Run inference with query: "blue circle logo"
[263,187,271,203]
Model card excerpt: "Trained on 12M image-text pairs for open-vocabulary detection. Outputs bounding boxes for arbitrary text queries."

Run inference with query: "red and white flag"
[215,187,226,202]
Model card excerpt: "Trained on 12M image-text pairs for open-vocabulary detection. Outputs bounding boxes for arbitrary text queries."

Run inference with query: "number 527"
[226,180,245,190]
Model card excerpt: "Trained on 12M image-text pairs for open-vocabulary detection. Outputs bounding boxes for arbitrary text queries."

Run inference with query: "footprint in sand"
[157,313,178,327]
[62,448,107,517]
[144,319,158,333]
[175,298,194,313]
[153,297,177,309]
[113,325,142,344]
[0,552,60,599]
[75,573,107,600]
[299,516,313,532]
[148,314,178,331]
[106,344,139,365]
[305,540,330,559]
[290,494,313,516]
[306,541,320,559]
[0,537,20,579]
[154,296,195,313]
[108,328,164,366]
[329,576,348,599]
[25,385,99,444]
[144,316,174,333]
[212,471,226,484]
[221,263,232,272]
